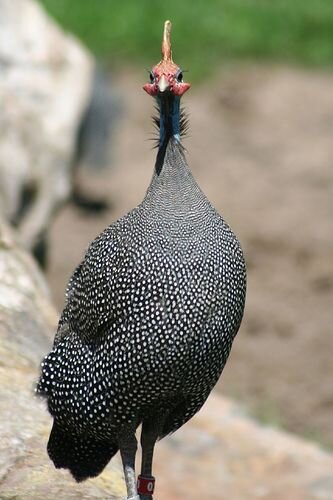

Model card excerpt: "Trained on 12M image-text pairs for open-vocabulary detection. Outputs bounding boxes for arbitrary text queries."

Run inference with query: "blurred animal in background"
[37,21,246,500]
[71,66,122,214]
[0,0,120,268]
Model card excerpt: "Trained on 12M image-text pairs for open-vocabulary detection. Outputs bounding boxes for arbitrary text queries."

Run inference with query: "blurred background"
[1,0,333,497]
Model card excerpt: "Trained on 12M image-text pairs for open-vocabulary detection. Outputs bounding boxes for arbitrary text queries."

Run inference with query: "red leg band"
[137,474,155,495]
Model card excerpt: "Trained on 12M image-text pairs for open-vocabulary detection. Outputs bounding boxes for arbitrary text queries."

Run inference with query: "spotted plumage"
[36,20,246,499]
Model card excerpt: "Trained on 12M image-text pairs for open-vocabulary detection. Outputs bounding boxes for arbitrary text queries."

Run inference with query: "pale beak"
[158,74,169,92]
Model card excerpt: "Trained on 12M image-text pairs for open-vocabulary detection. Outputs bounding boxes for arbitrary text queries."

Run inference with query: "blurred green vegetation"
[39,0,333,79]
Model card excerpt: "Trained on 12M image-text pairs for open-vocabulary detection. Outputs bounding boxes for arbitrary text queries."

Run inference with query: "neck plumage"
[154,94,188,174]
[157,93,181,145]
[145,138,211,225]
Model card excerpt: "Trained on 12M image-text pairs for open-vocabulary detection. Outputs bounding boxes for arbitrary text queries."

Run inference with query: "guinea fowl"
[36,20,246,500]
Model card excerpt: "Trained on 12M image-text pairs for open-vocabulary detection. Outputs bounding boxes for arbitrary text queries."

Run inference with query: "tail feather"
[47,420,118,482]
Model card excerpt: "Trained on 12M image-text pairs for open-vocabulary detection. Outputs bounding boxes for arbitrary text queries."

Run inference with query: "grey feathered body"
[37,139,246,480]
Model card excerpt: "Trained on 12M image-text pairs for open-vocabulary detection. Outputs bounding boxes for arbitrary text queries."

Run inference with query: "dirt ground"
[46,65,333,448]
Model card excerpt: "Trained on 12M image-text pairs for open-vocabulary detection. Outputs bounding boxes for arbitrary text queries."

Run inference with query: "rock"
[0,220,124,499]
[155,396,333,499]
[0,0,93,252]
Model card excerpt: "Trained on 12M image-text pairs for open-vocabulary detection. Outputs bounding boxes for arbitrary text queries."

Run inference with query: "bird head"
[143,20,191,97]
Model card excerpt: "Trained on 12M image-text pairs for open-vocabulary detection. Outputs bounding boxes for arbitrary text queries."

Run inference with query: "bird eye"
[176,71,183,83]
[149,71,155,83]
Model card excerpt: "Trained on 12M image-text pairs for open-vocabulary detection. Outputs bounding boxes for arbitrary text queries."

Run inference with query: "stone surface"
[155,395,333,500]
[0,0,93,250]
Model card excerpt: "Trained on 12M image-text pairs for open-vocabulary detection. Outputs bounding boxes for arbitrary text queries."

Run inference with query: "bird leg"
[119,430,140,500]
[138,419,160,500]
